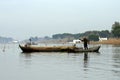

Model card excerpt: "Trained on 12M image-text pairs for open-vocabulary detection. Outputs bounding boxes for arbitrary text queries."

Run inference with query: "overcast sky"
[0,0,120,40]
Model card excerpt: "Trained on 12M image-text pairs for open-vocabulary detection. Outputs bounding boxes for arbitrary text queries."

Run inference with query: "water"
[0,44,120,80]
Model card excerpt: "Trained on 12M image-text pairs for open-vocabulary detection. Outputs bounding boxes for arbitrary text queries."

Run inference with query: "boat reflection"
[19,52,32,67]
[21,52,32,59]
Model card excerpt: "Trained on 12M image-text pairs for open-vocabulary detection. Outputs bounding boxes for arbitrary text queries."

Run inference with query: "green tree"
[112,22,120,38]
[52,33,74,39]
[88,34,99,41]
[99,30,111,37]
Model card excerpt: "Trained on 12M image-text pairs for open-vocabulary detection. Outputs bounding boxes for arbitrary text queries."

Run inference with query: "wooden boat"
[19,44,100,53]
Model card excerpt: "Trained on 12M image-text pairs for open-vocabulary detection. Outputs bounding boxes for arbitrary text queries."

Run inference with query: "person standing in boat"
[80,37,89,50]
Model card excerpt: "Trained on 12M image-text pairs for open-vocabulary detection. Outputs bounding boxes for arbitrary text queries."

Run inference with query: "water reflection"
[83,52,89,71]
[84,52,88,61]
[19,53,32,67]
[21,53,32,59]
[112,46,120,78]
[112,46,120,67]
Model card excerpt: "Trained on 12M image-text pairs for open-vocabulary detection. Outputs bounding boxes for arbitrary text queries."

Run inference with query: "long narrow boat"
[19,44,100,53]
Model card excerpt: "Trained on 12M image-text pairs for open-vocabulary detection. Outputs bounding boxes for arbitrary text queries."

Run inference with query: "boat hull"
[19,45,100,53]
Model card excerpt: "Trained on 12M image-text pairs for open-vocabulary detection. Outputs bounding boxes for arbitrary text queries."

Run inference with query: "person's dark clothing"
[80,38,89,50]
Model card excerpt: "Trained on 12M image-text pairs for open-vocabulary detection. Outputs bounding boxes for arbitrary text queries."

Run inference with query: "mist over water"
[0,44,120,80]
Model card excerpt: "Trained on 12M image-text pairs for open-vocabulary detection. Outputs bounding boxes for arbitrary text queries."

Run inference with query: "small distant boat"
[19,44,100,53]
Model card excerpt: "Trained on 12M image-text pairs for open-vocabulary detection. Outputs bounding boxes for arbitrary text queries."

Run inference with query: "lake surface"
[0,44,120,80]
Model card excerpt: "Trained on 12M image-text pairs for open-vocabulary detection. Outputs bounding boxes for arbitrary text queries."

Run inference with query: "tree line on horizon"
[52,21,120,41]
[0,36,13,43]
[1,21,119,43]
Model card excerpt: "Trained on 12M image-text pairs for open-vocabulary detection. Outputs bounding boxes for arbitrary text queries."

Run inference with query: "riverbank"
[91,38,120,45]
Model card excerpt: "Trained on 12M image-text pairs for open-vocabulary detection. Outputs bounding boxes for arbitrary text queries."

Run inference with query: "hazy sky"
[0,0,120,40]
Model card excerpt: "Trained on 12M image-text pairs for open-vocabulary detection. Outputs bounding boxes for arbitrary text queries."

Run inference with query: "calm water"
[0,44,120,80]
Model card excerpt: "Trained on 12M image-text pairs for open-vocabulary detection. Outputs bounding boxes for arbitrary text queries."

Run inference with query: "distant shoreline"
[91,38,120,45]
